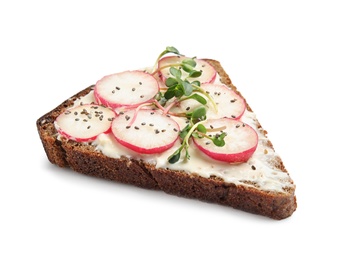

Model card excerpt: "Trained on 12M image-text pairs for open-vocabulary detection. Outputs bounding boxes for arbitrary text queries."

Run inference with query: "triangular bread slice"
[37,57,296,220]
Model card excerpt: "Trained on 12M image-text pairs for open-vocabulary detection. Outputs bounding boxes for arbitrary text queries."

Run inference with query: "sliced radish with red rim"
[193,118,258,163]
[111,109,180,154]
[94,70,159,109]
[55,104,115,142]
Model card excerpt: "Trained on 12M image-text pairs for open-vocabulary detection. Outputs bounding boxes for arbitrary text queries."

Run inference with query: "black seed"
[119,111,124,115]
[74,112,78,115]
[155,129,160,134]
[210,125,214,129]
[132,88,136,91]
[236,124,240,128]
[205,142,210,145]
[87,125,91,129]
[251,165,256,170]
[139,82,142,85]
[186,106,190,111]
[141,122,146,125]
[65,111,71,115]
[75,118,79,121]
[126,126,131,129]
[230,99,237,103]
[83,119,87,122]
[112,90,115,94]
[173,128,178,132]
[231,115,236,118]
[125,115,130,121]
[134,126,139,130]
[149,123,154,126]
[108,118,113,121]
[140,95,144,98]
[150,112,154,115]
[161,129,166,132]
[116,86,120,90]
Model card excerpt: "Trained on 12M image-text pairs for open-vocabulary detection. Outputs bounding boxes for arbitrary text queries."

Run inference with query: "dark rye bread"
[36,59,297,220]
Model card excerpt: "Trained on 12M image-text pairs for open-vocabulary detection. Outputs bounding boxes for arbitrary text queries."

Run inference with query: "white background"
[1,0,342,259]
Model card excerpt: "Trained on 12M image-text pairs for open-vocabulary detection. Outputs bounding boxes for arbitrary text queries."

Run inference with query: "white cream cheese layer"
[70,75,294,193]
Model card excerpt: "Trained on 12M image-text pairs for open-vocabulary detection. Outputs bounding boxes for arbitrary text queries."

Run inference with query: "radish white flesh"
[94,70,159,109]
[55,104,115,142]
[158,56,216,84]
[193,118,258,163]
[169,83,246,119]
[111,109,180,154]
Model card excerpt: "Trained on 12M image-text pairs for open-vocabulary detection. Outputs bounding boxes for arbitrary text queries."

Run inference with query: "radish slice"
[55,104,115,142]
[94,70,159,109]
[169,83,246,120]
[111,109,180,154]
[158,56,216,83]
[193,118,258,163]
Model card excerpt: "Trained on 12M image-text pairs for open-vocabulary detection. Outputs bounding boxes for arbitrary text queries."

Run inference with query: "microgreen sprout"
[135,46,226,163]
[168,122,227,164]
[167,107,227,164]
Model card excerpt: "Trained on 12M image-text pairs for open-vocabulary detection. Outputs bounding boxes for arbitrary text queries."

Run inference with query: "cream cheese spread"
[69,73,294,193]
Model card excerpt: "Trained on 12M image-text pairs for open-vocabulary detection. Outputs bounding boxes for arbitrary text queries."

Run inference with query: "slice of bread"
[36,58,296,220]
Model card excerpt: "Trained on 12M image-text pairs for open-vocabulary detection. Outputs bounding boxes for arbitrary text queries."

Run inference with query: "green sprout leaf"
[182,58,196,67]
[188,70,202,78]
[197,124,207,134]
[212,133,226,147]
[191,80,201,87]
[165,77,178,88]
[182,80,193,96]
[174,88,184,98]
[181,58,196,72]
[170,67,182,79]
[164,87,176,99]
[168,150,181,164]
[189,93,207,105]
[166,46,180,55]
[191,106,207,122]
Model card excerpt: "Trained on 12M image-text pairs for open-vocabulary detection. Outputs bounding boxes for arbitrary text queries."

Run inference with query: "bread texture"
[37,59,297,219]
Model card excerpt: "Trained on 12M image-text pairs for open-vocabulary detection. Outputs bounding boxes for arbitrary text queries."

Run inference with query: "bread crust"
[36,59,296,219]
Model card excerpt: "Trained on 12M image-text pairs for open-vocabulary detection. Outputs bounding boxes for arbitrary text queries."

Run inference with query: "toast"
[37,48,296,219]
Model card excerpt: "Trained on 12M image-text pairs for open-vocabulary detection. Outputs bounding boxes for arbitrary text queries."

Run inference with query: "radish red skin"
[114,135,179,154]
[57,127,112,143]
[193,140,258,163]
